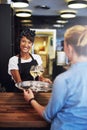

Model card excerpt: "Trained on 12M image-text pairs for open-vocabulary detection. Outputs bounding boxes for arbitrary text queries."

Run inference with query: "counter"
[0,92,51,128]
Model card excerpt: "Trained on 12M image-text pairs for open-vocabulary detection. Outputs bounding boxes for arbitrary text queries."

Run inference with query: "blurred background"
[0,0,87,90]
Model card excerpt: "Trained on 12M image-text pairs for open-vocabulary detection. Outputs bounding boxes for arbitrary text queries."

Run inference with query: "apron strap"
[18,53,37,74]
[29,53,35,60]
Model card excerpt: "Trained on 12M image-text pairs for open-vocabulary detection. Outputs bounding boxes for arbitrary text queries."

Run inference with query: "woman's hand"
[39,76,52,84]
[23,89,34,103]
[24,88,45,117]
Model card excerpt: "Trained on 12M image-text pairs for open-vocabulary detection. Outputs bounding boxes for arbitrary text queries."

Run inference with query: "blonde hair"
[64,25,87,56]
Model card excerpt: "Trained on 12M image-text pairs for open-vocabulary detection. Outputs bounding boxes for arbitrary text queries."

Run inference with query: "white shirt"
[8,54,42,76]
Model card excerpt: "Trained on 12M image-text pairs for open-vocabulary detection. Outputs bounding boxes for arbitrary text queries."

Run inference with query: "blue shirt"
[43,62,87,130]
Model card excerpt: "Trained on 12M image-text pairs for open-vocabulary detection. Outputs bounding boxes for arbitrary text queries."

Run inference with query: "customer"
[23,25,87,130]
[8,27,51,92]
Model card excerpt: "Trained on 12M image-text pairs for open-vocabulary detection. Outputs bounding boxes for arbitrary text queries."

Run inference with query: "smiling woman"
[8,27,52,92]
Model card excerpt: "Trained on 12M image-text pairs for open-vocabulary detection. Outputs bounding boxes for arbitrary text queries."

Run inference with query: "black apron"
[8,54,39,92]
[18,53,39,81]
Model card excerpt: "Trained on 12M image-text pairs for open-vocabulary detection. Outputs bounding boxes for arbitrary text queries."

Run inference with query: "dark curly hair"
[19,27,36,43]
[15,27,36,54]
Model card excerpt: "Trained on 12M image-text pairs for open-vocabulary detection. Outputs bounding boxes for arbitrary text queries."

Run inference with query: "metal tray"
[15,81,52,92]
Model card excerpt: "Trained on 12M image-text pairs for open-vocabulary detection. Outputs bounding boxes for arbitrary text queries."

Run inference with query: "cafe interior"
[0,0,87,129]
[0,0,87,89]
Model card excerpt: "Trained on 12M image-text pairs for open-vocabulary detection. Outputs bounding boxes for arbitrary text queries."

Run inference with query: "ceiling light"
[21,20,32,23]
[16,11,31,17]
[53,24,64,28]
[60,11,76,18]
[12,0,29,8]
[56,20,68,24]
[22,23,33,27]
[68,0,87,9]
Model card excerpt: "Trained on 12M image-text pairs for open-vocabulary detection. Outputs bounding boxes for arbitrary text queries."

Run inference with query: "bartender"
[8,27,51,92]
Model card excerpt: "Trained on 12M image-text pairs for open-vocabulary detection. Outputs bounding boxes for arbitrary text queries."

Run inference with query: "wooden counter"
[0,92,51,128]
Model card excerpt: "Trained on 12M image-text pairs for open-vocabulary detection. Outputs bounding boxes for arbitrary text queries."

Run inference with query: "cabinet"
[0,4,14,90]
[39,53,47,68]
[52,61,66,80]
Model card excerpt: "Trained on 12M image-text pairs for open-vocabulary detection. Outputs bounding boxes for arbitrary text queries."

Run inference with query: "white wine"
[37,70,44,76]
[30,65,44,80]
[22,86,30,90]
[30,70,38,79]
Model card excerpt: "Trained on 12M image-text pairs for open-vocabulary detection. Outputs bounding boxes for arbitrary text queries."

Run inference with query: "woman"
[24,25,87,130]
[8,27,51,92]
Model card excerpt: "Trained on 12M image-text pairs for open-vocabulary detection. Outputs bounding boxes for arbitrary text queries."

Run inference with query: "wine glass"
[37,65,44,77]
[15,81,31,91]
[30,65,38,81]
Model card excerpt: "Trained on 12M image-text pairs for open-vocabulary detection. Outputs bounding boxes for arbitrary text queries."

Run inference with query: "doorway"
[32,29,56,78]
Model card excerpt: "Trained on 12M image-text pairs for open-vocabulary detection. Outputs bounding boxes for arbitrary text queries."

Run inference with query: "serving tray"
[15,81,52,92]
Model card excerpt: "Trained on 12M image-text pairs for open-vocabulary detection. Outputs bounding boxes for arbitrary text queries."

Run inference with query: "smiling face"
[20,36,33,53]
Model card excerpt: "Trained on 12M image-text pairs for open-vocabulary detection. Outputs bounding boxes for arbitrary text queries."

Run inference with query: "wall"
[0,4,14,90]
